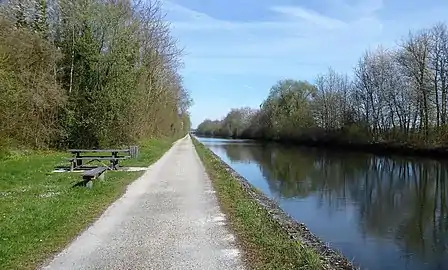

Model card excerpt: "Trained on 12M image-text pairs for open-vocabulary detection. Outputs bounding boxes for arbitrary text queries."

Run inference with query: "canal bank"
[196,137,448,270]
[193,134,448,160]
[192,137,356,270]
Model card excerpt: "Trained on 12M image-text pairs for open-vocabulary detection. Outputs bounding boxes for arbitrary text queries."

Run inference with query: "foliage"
[196,23,448,148]
[0,18,64,149]
[120,137,178,167]
[0,0,191,150]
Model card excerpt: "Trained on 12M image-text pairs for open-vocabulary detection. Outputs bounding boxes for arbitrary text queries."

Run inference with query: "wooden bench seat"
[83,167,108,180]
[73,167,108,188]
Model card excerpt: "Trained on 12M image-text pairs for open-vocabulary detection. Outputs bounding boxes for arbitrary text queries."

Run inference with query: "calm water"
[198,137,448,270]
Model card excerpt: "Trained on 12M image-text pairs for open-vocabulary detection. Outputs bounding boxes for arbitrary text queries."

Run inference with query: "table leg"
[76,153,82,168]
[112,152,118,170]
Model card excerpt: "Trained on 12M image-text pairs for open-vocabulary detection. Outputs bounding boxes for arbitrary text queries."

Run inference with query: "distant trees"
[0,0,191,150]
[196,107,256,138]
[196,22,448,148]
[196,119,223,137]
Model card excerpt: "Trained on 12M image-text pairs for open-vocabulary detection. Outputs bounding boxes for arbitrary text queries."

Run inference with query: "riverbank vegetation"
[196,23,448,153]
[192,138,324,270]
[0,0,191,156]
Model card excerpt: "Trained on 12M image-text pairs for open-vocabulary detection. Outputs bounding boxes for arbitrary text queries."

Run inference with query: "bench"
[83,166,108,181]
[73,167,108,188]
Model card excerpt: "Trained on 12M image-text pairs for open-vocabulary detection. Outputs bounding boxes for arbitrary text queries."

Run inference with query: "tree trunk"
[69,25,75,94]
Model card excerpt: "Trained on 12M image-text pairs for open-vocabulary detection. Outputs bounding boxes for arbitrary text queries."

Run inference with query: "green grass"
[192,138,323,270]
[121,137,175,167]
[0,138,175,270]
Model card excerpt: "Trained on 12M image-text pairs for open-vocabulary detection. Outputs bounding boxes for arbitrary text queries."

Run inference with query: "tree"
[261,79,316,139]
[397,30,432,140]
[0,0,192,149]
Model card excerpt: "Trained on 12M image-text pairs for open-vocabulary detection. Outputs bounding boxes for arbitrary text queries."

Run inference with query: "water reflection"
[200,138,448,270]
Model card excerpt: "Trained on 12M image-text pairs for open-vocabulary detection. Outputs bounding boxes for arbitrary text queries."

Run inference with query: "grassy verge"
[0,138,175,270]
[192,138,323,270]
[121,137,176,167]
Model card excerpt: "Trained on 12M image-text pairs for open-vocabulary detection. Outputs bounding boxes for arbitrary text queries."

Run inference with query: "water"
[197,137,448,270]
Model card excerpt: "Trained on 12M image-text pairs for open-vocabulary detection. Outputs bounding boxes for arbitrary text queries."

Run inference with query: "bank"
[192,137,356,270]
[0,138,176,270]
[194,133,448,160]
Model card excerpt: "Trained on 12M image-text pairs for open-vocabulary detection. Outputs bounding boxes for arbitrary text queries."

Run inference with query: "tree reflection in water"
[220,141,448,266]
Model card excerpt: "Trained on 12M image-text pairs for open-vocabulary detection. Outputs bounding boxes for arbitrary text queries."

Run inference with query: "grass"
[0,138,175,270]
[121,137,175,167]
[192,137,324,270]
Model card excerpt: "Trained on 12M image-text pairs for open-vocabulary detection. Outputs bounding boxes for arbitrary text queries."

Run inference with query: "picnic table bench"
[72,166,108,188]
[67,147,138,171]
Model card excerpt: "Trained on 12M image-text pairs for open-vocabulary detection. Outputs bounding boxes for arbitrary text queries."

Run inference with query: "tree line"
[197,22,448,149]
[0,0,191,152]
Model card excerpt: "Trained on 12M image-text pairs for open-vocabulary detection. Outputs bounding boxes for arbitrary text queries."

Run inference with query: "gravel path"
[42,135,244,270]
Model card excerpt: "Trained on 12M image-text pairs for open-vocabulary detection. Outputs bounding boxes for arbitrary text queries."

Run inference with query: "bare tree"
[397,30,432,139]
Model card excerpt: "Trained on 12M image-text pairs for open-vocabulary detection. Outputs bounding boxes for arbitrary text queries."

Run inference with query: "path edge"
[193,137,358,270]
[39,136,187,269]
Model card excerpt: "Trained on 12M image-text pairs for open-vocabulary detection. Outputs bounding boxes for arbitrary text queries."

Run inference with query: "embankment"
[192,137,357,270]
[194,133,448,159]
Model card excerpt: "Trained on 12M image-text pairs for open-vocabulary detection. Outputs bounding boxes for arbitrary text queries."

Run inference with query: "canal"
[197,137,448,270]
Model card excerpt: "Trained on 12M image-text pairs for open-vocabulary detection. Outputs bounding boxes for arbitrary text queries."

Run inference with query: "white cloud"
[163,0,384,77]
[163,1,234,30]
[350,0,384,15]
[330,0,384,18]
[270,6,347,29]
[164,1,348,32]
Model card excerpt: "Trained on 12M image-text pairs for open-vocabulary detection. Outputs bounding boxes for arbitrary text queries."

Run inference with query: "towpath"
[42,135,243,270]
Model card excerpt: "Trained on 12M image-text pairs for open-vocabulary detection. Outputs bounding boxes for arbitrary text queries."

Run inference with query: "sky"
[161,0,448,128]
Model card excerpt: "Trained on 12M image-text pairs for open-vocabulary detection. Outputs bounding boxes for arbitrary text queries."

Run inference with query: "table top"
[68,149,130,153]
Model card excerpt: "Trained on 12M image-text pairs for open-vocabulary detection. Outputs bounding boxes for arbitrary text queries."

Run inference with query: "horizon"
[161,0,448,128]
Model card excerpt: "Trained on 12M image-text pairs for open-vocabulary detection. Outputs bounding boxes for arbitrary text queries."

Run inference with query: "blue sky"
[162,0,448,128]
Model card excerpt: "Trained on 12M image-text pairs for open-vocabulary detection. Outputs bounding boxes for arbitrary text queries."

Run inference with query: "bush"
[0,19,65,149]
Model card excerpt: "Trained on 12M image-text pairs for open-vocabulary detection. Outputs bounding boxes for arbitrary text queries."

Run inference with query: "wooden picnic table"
[67,149,131,171]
